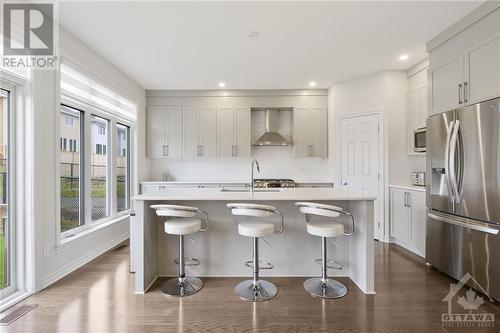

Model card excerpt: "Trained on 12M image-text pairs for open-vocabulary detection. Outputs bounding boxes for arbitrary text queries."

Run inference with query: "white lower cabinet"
[390,186,426,257]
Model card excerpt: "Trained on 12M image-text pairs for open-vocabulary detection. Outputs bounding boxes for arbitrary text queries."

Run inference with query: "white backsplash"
[150,146,331,182]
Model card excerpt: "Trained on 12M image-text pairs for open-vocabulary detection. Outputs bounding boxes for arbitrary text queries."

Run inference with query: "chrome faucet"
[251,160,260,194]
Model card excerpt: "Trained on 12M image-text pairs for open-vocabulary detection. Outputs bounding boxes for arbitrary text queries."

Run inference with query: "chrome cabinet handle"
[199,145,203,156]
[308,145,313,157]
[162,145,165,157]
[196,145,200,157]
[407,192,411,207]
[165,145,169,157]
[464,81,468,103]
[458,83,463,104]
[232,145,237,157]
[403,192,407,207]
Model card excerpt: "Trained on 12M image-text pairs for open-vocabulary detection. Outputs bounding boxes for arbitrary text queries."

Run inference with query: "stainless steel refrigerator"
[426,97,500,301]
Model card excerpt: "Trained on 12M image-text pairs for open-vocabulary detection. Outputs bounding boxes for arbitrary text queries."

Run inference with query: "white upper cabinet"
[407,65,428,154]
[183,106,217,158]
[466,32,500,104]
[199,107,217,157]
[293,107,327,158]
[147,105,183,158]
[429,55,464,115]
[428,6,500,115]
[147,106,165,158]
[217,107,251,157]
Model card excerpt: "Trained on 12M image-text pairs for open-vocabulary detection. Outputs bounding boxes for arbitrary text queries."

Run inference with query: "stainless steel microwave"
[413,127,426,153]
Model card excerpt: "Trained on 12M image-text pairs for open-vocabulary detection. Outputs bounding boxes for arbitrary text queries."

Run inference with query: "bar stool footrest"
[244,260,274,270]
[315,258,343,270]
[174,257,200,266]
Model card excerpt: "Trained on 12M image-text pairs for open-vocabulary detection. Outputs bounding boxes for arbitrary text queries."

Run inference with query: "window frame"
[116,123,130,213]
[0,82,17,299]
[58,95,134,241]
[59,105,85,238]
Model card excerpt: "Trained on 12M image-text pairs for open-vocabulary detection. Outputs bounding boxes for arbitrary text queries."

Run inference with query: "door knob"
[342,182,348,186]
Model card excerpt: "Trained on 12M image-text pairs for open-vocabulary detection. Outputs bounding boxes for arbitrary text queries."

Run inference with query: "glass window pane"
[0,90,9,289]
[116,124,129,212]
[60,106,82,233]
[91,115,109,221]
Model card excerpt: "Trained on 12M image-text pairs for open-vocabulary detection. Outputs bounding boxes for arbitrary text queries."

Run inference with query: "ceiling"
[59,1,481,90]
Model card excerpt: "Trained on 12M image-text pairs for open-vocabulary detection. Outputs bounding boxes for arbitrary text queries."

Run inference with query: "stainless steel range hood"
[253,109,290,146]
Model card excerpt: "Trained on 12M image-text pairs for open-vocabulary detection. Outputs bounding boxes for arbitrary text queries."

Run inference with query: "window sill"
[0,290,32,313]
[57,214,129,253]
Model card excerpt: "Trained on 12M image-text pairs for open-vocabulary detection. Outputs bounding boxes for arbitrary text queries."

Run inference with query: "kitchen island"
[131,188,375,294]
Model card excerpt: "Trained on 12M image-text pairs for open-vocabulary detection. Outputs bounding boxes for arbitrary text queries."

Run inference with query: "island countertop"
[132,187,376,201]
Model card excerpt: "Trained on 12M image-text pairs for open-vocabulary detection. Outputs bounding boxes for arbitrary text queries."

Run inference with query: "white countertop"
[133,187,375,201]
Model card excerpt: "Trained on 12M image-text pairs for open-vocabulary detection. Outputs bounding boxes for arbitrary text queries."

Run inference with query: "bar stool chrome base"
[235,280,277,302]
[160,277,203,297]
[303,277,347,299]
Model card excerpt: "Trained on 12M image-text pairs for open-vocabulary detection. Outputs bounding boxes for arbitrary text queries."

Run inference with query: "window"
[0,89,9,291]
[64,115,75,127]
[97,125,106,135]
[91,116,109,221]
[116,124,129,212]
[59,106,83,233]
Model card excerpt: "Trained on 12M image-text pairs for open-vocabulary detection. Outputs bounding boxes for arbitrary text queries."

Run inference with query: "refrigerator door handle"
[444,120,455,205]
[428,211,499,235]
[449,120,461,203]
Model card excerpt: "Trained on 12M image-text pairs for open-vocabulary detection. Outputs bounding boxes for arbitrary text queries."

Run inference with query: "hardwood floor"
[3,241,500,332]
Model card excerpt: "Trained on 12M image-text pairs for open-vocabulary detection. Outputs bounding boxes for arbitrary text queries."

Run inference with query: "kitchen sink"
[220,188,282,193]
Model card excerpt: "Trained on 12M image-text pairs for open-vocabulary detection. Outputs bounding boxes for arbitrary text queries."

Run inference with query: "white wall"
[32,27,147,291]
[328,71,421,187]
[147,91,331,182]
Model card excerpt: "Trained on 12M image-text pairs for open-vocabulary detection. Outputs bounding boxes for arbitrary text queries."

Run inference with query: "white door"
[234,107,251,157]
[430,55,463,115]
[292,107,311,157]
[199,107,217,157]
[165,106,183,158]
[182,106,200,158]
[466,33,500,105]
[310,107,328,158]
[147,106,165,158]
[340,114,381,239]
[217,107,234,157]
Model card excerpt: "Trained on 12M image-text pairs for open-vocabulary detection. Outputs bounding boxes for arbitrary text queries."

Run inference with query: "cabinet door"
[199,107,217,157]
[466,33,500,105]
[217,107,234,157]
[418,85,428,129]
[309,107,328,158]
[408,89,420,132]
[147,106,166,158]
[409,191,426,257]
[430,55,463,115]
[165,106,183,158]
[182,106,200,158]
[234,107,251,157]
[390,188,410,244]
[292,107,311,157]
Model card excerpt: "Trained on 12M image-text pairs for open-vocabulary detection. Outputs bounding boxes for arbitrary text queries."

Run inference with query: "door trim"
[337,111,386,241]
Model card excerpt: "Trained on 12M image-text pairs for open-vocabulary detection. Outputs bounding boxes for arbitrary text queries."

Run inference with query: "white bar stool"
[227,203,284,302]
[151,204,208,297]
[295,202,354,299]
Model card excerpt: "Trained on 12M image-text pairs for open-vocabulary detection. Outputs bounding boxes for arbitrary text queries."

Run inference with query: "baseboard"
[40,232,129,290]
